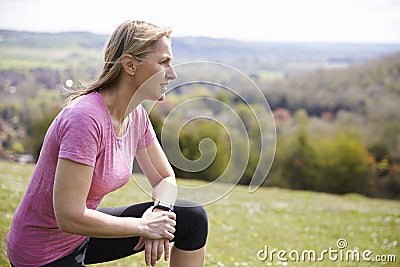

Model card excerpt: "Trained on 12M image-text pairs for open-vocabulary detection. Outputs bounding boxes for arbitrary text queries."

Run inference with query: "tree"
[313,133,370,194]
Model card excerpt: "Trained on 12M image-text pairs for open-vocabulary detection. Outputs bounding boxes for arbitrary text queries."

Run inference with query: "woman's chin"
[143,92,165,102]
[157,94,166,101]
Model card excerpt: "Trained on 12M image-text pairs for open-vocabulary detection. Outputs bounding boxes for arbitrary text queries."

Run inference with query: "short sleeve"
[57,109,102,167]
[137,106,157,150]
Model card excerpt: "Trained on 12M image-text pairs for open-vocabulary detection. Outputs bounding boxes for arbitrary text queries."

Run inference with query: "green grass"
[1,160,399,266]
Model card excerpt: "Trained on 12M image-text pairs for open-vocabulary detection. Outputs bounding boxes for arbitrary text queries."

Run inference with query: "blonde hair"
[66,20,172,103]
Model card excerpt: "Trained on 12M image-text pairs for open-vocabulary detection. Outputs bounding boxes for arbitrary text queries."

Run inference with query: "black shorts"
[11,199,208,267]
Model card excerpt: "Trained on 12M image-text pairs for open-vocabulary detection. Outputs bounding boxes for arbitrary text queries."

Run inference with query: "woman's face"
[133,36,177,101]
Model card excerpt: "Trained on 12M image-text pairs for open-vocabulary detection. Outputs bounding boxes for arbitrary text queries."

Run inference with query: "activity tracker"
[153,200,174,212]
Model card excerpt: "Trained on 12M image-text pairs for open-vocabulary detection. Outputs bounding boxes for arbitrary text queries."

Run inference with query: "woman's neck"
[99,81,142,122]
[99,82,143,137]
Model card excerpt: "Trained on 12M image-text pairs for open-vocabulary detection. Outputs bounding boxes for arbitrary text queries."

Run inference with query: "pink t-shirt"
[7,92,156,266]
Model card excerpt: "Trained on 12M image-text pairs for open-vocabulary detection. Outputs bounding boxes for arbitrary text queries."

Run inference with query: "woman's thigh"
[84,202,153,264]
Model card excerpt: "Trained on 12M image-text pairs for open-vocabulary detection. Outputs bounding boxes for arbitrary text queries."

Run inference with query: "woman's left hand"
[134,237,170,266]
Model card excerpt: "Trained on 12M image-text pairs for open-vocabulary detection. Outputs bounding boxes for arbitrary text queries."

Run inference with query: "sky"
[0,0,400,43]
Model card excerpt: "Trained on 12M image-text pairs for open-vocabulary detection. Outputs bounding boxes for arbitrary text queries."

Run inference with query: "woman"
[6,20,208,267]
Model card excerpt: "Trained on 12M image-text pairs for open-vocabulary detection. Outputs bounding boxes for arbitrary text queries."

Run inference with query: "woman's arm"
[136,140,178,205]
[134,140,178,265]
[53,158,175,239]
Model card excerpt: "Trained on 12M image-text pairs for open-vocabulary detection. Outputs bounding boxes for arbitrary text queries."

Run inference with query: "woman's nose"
[166,65,177,81]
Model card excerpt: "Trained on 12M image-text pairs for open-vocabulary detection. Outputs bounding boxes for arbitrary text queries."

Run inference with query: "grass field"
[1,160,399,266]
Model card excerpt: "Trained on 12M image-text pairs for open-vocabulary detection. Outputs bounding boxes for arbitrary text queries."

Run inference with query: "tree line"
[1,52,399,199]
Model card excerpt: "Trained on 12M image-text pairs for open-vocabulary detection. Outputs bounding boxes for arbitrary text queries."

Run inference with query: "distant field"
[0,161,399,266]
[0,46,102,70]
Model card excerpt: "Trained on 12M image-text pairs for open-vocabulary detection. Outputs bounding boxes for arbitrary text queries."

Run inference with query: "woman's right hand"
[140,206,176,240]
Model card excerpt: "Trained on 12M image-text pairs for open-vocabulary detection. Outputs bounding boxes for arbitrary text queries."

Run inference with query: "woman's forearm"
[152,176,178,205]
[56,207,144,238]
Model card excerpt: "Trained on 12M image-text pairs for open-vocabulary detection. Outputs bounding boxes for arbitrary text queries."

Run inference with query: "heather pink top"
[7,92,156,266]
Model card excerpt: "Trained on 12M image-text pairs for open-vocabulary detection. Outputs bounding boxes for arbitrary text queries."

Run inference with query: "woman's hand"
[134,237,170,266]
[134,206,175,266]
[139,206,176,240]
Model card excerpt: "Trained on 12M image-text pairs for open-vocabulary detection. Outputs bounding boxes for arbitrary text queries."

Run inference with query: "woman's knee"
[175,200,208,226]
[173,199,208,250]
[190,203,208,233]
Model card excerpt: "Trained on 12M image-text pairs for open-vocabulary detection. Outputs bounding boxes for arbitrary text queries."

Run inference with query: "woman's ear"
[121,54,137,76]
